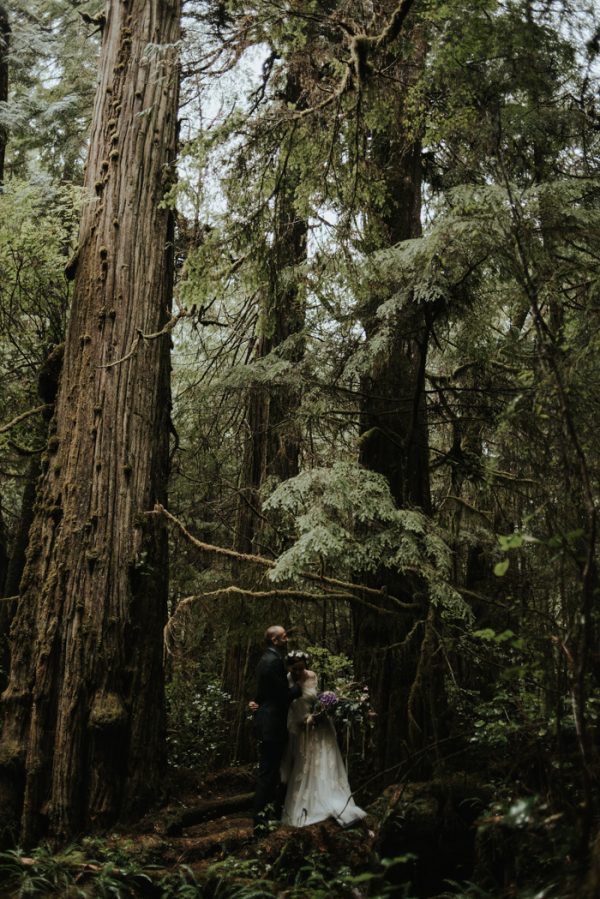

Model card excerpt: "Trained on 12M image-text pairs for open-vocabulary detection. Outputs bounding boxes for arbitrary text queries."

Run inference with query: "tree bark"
[226,71,306,763]
[0,4,8,186]
[0,0,180,845]
[0,510,7,597]
[234,116,306,552]
[352,33,440,777]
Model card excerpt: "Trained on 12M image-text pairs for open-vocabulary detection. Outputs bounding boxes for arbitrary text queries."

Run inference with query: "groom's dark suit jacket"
[254,646,301,742]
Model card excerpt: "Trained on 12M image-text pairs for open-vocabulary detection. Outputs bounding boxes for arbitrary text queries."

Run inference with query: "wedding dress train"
[281,672,367,828]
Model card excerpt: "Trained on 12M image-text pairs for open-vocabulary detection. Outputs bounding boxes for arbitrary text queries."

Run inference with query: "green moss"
[89,692,127,729]
[85,549,100,568]
[0,739,25,769]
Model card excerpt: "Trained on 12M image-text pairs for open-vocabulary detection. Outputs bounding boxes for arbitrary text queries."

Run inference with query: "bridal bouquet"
[312,682,373,729]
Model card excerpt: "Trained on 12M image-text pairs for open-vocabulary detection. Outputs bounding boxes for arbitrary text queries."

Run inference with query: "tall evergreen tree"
[0,0,180,843]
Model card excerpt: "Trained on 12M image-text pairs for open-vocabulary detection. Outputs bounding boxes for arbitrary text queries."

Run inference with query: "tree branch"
[0,405,53,436]
[151,503,421,611]
[99,309,188,369]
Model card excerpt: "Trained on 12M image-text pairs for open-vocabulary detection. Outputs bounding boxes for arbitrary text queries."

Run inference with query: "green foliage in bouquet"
[303,645,375,758]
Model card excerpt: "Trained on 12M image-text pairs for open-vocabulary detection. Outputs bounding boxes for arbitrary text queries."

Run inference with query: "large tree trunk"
[0,0,179,845]
[225,71,306,763]
[234,80,306,557]
[0,4,8,185]
[352,35,441,777]
[226,192,306,761]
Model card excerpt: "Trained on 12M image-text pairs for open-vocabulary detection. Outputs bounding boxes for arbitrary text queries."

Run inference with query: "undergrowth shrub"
[165,665,232,770]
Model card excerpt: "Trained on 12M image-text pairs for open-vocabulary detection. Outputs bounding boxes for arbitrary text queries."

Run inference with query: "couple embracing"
[251,625,366,833]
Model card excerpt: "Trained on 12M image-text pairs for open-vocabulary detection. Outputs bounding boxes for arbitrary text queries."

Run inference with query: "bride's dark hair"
[286,649,310,667]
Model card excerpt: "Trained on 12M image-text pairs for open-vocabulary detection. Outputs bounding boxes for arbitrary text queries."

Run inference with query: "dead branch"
[164,584,398,654]
[0,404,53,436]
[99,308,188,369]
[151,503,420,610]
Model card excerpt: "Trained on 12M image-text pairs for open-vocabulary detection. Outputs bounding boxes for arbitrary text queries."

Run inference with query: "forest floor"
[0,765,587,897]
[127,764,382,894]
[105,764,590,898]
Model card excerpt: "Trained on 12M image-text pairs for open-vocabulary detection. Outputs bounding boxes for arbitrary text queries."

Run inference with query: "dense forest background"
[0,0,600,896]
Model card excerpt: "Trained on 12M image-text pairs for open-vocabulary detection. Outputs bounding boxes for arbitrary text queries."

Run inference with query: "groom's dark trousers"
[252,646,300,827]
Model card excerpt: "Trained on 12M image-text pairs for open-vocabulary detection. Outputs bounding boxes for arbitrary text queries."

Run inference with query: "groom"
[251,625,302,832]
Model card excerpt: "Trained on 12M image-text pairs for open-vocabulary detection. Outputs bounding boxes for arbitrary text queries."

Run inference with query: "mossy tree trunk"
[353,35,441,777]
[226,72,306,762]
[0,0,180,845]
[0,4,8,185]
[234,77,306,559]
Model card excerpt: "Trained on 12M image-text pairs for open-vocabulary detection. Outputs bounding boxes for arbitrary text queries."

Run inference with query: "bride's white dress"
[281,672,367,828]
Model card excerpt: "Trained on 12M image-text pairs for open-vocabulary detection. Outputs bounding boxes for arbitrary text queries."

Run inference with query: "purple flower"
[318,691,338,707]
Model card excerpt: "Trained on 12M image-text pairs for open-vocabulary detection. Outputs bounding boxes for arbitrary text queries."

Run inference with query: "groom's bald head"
[265,625,287,647]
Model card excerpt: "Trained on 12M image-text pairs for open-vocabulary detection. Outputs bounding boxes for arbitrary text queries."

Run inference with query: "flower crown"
[286,649,310,665]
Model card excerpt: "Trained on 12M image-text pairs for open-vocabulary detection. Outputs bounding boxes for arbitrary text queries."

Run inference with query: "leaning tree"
[0,0,180,844]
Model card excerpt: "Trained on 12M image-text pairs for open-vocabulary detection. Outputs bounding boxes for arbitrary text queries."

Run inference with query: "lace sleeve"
[288,673,319,734]
[301,671,318,700]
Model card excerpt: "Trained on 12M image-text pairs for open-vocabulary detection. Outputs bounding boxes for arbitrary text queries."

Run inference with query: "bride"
[280,650,367,828]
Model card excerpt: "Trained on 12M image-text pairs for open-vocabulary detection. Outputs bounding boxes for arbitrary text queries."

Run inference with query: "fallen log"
[164,792,254,835]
